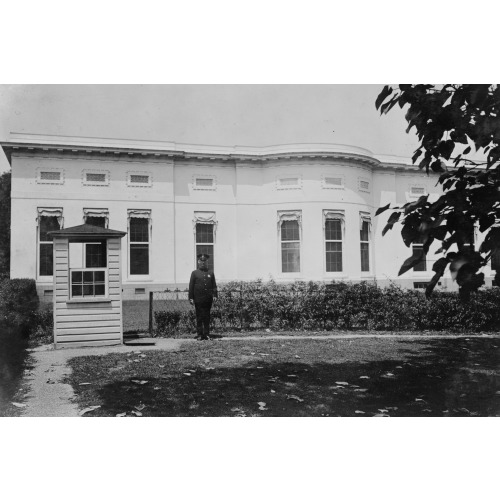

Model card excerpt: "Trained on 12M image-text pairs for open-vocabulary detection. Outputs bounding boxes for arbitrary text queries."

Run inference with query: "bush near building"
[154,280,500,335]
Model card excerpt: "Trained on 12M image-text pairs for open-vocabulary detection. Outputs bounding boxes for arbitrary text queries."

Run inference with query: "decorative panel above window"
[83,170,110,186]
[276,176,302,190]
[358,178,371,193]
[193,175,217,191]
[192,211,218,237]
[36,167,64,185]
[321,175,344,189]
[127,172,152,187]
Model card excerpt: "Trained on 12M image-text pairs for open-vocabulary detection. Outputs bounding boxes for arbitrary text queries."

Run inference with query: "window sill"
[66,298,112,304]
[126,277,153,282]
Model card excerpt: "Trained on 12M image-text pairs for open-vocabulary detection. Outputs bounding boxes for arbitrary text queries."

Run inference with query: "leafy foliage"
[154,280,500,334]
[0,171,11,277]
[0,277,39,336]
[376,84,500,299]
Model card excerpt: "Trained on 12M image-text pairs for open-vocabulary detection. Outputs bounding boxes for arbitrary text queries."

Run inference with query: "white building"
[2,133,496,301]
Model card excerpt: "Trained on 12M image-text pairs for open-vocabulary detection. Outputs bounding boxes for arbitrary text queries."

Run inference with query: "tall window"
[278,211,301,273]
[195,224,215,273]
[324,210,344,273]
[128,210,151,275]
[412,236,427,272]
[360,213,371,272]
[83,210,108,268]
[38,208,62,277]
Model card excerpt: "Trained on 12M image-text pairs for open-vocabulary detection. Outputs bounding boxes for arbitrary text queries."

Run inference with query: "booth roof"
[48,224,127,239]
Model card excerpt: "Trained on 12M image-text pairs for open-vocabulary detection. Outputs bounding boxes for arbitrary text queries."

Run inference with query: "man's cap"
[197,253,210,261]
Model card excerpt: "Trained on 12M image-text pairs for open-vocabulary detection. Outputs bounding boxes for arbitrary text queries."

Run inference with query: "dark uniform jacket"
[188,270,218,304]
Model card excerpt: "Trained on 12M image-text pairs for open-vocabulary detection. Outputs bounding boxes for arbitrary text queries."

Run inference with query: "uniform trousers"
[194,301,213,338]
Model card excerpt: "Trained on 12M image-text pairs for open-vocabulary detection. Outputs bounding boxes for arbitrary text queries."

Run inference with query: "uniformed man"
[188,254,218,340]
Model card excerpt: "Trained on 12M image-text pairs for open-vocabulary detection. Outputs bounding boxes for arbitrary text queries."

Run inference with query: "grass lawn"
[66,337,500,417]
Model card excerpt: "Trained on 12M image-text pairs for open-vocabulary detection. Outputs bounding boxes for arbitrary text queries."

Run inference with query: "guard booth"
[48,224,127,349]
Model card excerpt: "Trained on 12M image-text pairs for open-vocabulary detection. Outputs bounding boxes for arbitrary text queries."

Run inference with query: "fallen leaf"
[265,329,271,332]
[355,410,365,414]
[257,367,264,369]
[257,402,268,411]
[354,388,368,392]
[359,376,370,379]
[395,366,403,369]
[134,351,142,354]
[133,360,140,363]
[287,374,298,378]
[116,412,127,417]
[11,402,26,408]
[335,381,348,385]
[183,373,191,377]
[79,382,91,386]
[153,386,160,390]
[135,404,146,411]
[158,365,165,368]
[139,354,146,358]
[131,410,142,417]
[131,379,149,385]
[294,355,300,359]
[79,405,101,416]
[270,390,276,393]
[287,395,304,402]
[373,413,390,417]
[188,369,196,373]
[415,398,425,402]
[377,409,388,413]
[230,407,243,412]
[251,352,256,355]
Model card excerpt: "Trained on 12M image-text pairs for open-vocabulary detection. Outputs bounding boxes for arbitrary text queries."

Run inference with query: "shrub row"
[154,280,500,335]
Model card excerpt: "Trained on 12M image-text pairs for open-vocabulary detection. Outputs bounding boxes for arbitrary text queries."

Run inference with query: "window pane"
[72,271,83,284]
[130,218,149,242]
[196,224,214,243]
[413,245,427,272]
[325,220,342,241]
[85,216,106,228]
[196,244,214,272]
[83,271,94,283]
[130,245,149,274]
[326,241,342,272]
[85,241,107,268]
[39,216,60,242]
[281,220,300,241]
[72,285,83,297]
[94,284,105,296]
[83,284,94,296]
[360,221,369,242]
[281,242,300,272]
[94,270,105,283]
[361,242,370,272]
[39,243,54,276]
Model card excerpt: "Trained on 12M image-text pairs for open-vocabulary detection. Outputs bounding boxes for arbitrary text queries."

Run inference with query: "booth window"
[83,210,109,268]
[324,210,344,273]
[360,212,371,272]
[278,211,301,273]
[37,208,63,277]
[71,270,106,298]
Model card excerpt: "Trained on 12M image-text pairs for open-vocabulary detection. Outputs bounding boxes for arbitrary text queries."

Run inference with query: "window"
[360,212,371,272]
[37,208,63,277]
[127,172,152,187]
[195,224,215,273]
[128,210,151,275]
[358,178,370,193]
[412,237,427,272]
[193,175,216,190]
[322,176,344,189]
[193,212,217,273]
[324,210,344,273]
[83,170,110,186]
[71,270,106,298]
[410,186,427,197]
[277,176,301,190]
[37,168,64,185]
[83,209,109,268]
[278,211,301,273]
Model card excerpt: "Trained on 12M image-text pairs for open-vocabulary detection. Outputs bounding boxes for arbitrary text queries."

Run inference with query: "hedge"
[154,280,500,335]
[0,278,40,336]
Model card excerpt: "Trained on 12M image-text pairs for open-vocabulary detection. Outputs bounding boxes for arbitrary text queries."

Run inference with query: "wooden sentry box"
[49,224,126,349]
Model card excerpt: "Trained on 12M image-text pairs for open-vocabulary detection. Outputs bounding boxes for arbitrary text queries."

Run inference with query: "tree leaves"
[382,212,401,236]
[375,203,391,216]
[398,253,424,276]
[375,85,393,111]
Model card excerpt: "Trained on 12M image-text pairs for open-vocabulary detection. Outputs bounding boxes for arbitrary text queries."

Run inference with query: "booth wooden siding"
[54,238,123,348]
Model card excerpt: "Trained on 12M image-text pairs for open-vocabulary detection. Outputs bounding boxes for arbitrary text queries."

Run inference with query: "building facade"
[2,134,496,301]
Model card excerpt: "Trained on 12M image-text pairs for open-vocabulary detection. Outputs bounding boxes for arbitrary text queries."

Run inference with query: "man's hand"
[189,299,194,305]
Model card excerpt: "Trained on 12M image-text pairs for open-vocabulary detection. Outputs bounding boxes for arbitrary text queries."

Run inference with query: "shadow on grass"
[77,338,500,417]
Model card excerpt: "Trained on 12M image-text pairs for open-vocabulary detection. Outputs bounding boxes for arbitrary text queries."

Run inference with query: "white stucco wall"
[9,138,494,300]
